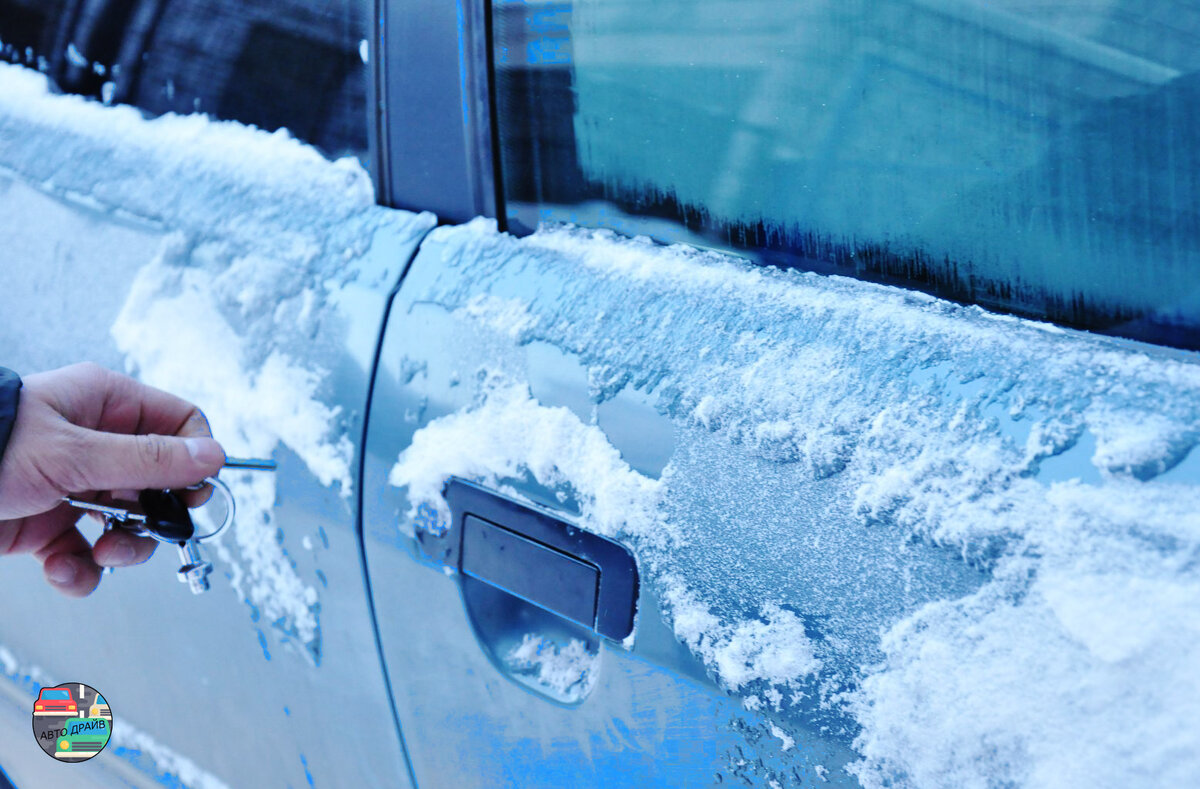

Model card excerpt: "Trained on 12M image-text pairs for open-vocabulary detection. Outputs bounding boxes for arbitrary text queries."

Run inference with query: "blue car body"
[0,1,1198,787]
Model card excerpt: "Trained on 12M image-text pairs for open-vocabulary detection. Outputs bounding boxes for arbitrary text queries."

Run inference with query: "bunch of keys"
[62,457,276,594]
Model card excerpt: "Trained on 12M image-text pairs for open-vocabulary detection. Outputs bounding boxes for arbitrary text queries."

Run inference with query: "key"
[61,498,146,525]
[137,488,212,594]
[223,457,276,471]
[61,476,235,595]
[174,539,213,595]
[137,489,196,543]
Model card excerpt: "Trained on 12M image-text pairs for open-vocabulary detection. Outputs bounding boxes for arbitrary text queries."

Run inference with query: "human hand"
[0,363,225,596]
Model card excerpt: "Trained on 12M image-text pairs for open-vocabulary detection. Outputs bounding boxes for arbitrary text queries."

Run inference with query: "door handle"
[418,478,639,641]
[462,515,601,627]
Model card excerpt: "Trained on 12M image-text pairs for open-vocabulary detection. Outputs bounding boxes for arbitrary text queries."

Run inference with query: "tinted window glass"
[494,0,1200,350]
[0,0,366,159]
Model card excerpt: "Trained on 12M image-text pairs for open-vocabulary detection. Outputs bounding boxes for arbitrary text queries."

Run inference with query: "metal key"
[223,457,276,472]
[64,499,147,526]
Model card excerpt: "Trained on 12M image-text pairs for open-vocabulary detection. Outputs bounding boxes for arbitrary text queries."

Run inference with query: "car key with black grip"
[138,488,213,594]
[137,489,195,542]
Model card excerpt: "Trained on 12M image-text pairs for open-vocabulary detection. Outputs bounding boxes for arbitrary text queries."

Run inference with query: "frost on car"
[368,218,1200,786]
[2,0,1200,787]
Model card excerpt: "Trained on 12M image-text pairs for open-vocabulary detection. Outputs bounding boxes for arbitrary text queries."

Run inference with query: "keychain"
[62,457,276,594]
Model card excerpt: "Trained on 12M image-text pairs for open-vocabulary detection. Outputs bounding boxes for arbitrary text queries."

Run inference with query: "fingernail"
[185,437,225,466]
[48,559,77,585]
[107,544,136,565]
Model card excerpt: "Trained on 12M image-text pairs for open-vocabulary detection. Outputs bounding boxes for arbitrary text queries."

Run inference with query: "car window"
[41,689,69,700]
[493,0,1200,350]
[0,0,366,160]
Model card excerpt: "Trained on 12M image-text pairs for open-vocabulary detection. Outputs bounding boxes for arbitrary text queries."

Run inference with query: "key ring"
[61,456,274,594]
[65,476,235,545]
[178,476,235,544]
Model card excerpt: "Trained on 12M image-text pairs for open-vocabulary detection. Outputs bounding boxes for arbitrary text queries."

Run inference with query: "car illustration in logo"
[89,694,112,721]
[52,716,110,760]
[32,687,77,718]
[32,682,112,762]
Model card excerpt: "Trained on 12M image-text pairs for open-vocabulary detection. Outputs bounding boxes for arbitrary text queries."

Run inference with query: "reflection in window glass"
[0,0,366,160]
[495,0,1200,350]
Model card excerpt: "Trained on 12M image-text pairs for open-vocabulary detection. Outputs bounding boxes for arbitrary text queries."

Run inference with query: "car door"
[364,1,1200,787]
[0,2,432,786]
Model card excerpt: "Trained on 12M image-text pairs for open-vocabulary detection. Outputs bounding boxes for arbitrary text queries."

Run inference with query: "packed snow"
[663,581,822,695]
[391,374,669,546]
[506,634,599,702]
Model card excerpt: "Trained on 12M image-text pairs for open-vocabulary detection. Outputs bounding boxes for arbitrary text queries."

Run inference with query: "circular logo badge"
[32,683,112,762]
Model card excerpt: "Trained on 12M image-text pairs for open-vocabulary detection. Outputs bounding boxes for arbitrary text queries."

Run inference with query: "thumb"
[74,430,226,492]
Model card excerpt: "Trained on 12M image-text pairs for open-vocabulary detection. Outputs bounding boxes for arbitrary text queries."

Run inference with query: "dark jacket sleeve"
[0,368,22,464]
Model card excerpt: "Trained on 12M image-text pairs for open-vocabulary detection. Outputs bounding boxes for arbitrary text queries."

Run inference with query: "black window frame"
[371,0,503,225]
[371,1,1200,352]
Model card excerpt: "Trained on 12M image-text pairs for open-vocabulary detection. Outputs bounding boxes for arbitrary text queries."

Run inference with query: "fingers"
[176,410,217,505]
[42,550,103,598]
[63,367,222,503]
[92,529,157,568]
[106,371,217,440]
[4,364,226,515]
[70,428,225,493]
[26,507,103,597]
[1,502,82,557]
[179,482,213,508]
[44,363,216,440]
[4,503,159,597]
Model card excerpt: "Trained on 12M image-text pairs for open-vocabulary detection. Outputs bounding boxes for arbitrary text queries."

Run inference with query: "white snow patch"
[768,721,795,752]
[663,582,821,692]
[848,480,1200,789]
[1087,406,1194,480]
[111,250,345,646]
[506,635,598,702]
[692,395,718,429]
[0,63,375,213]
[112,724,232,789]
[389,375,668,546]
[458,294,539,340]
